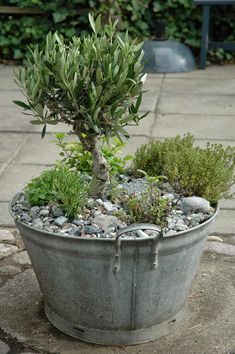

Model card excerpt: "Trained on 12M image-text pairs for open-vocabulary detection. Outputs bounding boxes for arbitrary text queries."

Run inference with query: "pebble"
[0,244,19,260]
[54,216,68,227]
[10,181,214,239]
[11,250,31,266]
[61,223,78,235]
[0,265,21,275]
[0,340,9,354]
[29,206,40,218]
[96,199,103,206]
[181,196,211,214]
[93,214,126,232]
[136,230,149,238]
[52,205,64,217]
[207,235,223,243]
[39,209,50,216]
[83,225,100,234]
[73,219,85,226]
[33,219,44,229]
[0,229,15,243]
[103,201,114,212]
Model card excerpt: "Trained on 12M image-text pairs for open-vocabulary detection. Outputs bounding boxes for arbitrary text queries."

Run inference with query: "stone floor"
[0,64,235,353]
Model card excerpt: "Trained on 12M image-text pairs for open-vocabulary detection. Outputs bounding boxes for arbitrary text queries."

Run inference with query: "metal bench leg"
[200,5,210,69]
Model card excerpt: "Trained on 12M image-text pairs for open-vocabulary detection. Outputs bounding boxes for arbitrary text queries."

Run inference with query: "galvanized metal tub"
[10,194,218,345]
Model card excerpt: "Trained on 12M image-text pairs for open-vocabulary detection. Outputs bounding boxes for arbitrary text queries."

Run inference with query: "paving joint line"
[149,74,165,141]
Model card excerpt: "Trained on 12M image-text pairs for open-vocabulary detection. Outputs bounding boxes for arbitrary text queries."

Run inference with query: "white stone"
[11,250,31,265]
[103,201,114,212]
[181,197,211,214]
[0,229,15,243]
[0,244,19,260]
[136,230,149,238]
[208,235,223,243]
[0,340,9,354]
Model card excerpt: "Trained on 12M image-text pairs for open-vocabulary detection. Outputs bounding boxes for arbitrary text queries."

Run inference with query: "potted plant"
[10,14,235,345]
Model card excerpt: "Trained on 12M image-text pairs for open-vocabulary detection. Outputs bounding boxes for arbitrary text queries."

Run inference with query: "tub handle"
[113,224,162,273]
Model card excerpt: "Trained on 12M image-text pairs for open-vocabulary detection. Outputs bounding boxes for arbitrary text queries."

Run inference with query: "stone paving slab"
[0,203,13,226]
[0,106,33,132]
[139,90,159,112]
[211,209,235,235]
[162,78,235,95]
[0,89,24,106]
[158,94,235,115]
[0,133,30,163]
[125,112,154,136]
[12,133,62,165]
[0,163,51,202]
[0,251,234,354]
[166,64,235,78]
[151,114,235,140]
[117,136,149,158]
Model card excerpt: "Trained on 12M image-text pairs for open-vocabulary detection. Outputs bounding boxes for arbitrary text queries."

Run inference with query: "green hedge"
[0,0,235,63]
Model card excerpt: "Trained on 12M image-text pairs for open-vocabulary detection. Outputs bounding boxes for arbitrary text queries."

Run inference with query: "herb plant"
[14,14,146,197]
[25,164,89,218]
[133,134,235,204]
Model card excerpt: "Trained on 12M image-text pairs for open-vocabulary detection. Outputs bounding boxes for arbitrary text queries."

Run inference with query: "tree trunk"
[90,136,110,198]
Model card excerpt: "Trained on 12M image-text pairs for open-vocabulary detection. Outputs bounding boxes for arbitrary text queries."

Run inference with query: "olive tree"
[14,14,147,197]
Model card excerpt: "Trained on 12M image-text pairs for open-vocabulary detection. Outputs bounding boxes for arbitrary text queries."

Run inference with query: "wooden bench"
[194,0,235,69]
[0,6,43,15]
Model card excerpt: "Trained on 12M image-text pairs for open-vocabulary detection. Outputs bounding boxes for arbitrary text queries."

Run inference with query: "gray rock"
[0,265,21,275]
[181,197,211,214]
[136,230,149,238]
[72,219,85,226]
[103,201,114,212]
[191,213,204,223]
[73,229,81,237]
[204,242,235,256]
[121,179,147,195]
[93,214,127,232]
[52,205,64,217]
[0,229,15,243]
[95,199,103,206]
[11,250,31,266]
[20,213,32,223]
[33,219,44,229]
[83,225,100,234]
[94,210,102,216]
[60,223,78,235]
[0,340,9,354]
[0,244,19,260]
[39,209,49,216]
[175,224,188,231]
[29,206,40,218]
[54,216,68,227]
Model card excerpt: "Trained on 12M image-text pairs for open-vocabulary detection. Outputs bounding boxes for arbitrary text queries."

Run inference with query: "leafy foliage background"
[0,0,235,63]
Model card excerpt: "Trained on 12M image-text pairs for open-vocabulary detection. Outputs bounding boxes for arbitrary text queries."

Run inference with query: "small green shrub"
[54,133,133,176]
[132,134,235,204]
[25,164,89,218]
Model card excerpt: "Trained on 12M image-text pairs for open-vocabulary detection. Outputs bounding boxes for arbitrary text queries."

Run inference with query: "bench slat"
[0,6,44,14]
[194,1,235,4]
